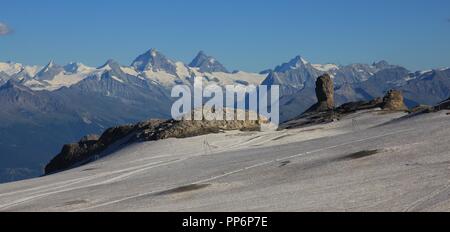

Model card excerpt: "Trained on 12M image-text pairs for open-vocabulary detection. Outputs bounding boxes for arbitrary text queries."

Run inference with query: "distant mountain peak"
[35,60,63,81]
[47,60,55,67]
[189,51,208,66]
[372,60,394,70]
[42,60,57,71]
[96,59,126,77]
[293,55,309,65]
[273,55,311,73]
[98,59,120,69]
[373,60,389,66]
[141,48,162,59]
[131,49,177,75]
[188,51,229,73]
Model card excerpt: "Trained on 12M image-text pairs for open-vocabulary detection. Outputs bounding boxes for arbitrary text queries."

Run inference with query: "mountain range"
[0,49,449,183]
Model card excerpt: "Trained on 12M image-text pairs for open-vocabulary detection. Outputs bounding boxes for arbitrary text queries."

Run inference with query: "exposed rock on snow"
[282,85,408,129]
[435,98,450,110]
[45,110,265,175]
[380,90,408,111]
[304,74,335,113]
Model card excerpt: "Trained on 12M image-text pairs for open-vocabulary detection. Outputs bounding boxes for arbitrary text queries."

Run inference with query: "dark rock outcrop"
[304,74,334,113]
[45,112,265,175]
[44,121,157,175]
[410,105,435,114]
[335,97,383,114]
[435,98,450,110]
[281,88,408,129]
[405,97,450,116]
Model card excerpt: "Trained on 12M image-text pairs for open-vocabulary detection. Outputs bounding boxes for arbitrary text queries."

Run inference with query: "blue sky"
[0,0,449,72]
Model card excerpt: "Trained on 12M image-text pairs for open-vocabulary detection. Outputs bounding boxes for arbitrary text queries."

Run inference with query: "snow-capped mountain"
[0,61,41,85]
[20,61,99,91]
[262,55,450,122]
[189,51,229,73]
[261,55,411,98]
[262,56,321,95]
[400,68,450,106]
[0,62,26,76]
[3,49,265,93]
[131,48,179,75]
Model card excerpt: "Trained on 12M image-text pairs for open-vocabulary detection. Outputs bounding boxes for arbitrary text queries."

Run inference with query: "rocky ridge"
[281,74,409,129]
[45,109,265,175]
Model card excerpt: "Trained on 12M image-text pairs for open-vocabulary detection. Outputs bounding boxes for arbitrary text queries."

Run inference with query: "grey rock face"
[282,88,407,129]
[189,51,229,73]
[304,74,334,113]
[98,59,126,76]
[315,74,335,109]
[35,61,64,81]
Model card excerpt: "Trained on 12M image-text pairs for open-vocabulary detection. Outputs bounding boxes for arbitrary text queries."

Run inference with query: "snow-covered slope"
[1,109,450,211]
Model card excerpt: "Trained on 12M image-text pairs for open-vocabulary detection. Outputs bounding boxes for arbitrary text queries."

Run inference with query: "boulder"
[380,90,408,111]
[304,74,334,113]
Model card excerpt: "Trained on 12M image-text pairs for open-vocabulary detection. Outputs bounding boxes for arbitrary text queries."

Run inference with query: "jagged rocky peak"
[274,55,310,73]
[44,60,56,69]
[97,59,126,76]
[131,48,178,75]
[98,59,121,70]
[35,60,64,81]
[373,60,394,70]
[189,51,229,73]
